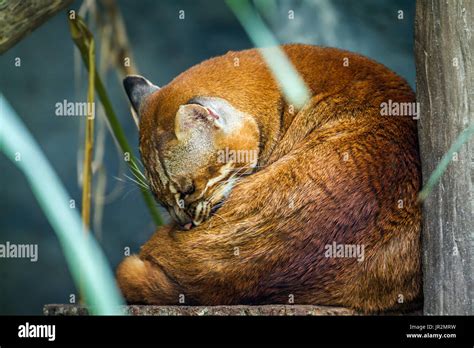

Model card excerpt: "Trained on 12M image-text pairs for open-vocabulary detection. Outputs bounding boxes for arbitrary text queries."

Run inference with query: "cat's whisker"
[122,186,141,200]
[124,173,149,191]
[129,168,150,187]
[129,159,150,184]
[129,168,149,187]
[115,175,141,188]
[126,175,148,190]
[211,212,231,229]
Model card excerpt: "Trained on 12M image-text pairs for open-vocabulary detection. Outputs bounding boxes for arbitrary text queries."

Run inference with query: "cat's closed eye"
[181,183,195,196]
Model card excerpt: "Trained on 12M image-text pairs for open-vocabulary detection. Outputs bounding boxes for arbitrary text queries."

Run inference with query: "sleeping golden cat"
[117,44,421,312]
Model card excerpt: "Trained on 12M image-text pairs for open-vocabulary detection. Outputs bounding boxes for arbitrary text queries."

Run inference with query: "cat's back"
[282,44,413,98]
[152,44,414,128]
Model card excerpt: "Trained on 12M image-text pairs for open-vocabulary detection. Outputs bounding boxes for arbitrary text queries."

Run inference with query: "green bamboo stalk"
[81,30,95,229]
[0,94,124,315]
[68,15,163,226]
[226,0,311,109]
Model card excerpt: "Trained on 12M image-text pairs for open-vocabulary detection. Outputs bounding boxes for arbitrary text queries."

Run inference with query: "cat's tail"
[116,255,180,304]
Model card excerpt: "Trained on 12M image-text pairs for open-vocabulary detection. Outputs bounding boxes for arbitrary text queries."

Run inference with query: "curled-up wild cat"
[117,44,421,312]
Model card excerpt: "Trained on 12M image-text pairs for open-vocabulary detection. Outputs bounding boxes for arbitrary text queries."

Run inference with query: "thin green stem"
[69,15,163,226]
[226,0,311,109]
[0,94,125,315]
[81,33,95,230]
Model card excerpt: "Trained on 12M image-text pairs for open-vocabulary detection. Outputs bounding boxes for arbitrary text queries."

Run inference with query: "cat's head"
[124,75,260,229]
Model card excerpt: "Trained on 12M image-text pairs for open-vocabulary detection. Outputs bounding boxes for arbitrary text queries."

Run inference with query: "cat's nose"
[176,213,193,230]
[170,206,194,229]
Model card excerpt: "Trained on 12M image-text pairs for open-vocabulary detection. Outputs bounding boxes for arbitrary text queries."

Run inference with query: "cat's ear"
[123,75,160,113]
[175,104,224,141]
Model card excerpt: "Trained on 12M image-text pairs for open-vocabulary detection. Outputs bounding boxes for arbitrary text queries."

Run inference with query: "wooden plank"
[415,0,473,315]
[0,0,73,54]
[43,304,422,316]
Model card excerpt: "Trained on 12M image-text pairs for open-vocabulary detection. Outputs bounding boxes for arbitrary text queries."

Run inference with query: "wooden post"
[415,0,473,315]
[0,0,73,54]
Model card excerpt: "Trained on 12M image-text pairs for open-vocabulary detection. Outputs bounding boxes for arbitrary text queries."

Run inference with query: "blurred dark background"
[0,0,415,314]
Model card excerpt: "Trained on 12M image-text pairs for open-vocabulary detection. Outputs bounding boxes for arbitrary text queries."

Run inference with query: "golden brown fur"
[117,44,421,312]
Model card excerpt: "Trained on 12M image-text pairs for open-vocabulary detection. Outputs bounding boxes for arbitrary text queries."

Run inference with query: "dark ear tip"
[123,75,145,93]
[123,75,160,114]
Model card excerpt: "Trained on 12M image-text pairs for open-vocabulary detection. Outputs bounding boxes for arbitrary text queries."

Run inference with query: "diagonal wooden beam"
[0,0,73,54]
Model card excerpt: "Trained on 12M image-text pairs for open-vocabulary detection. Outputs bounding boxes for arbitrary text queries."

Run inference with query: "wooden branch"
[415,0,473,315]
[0,0,73,54]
